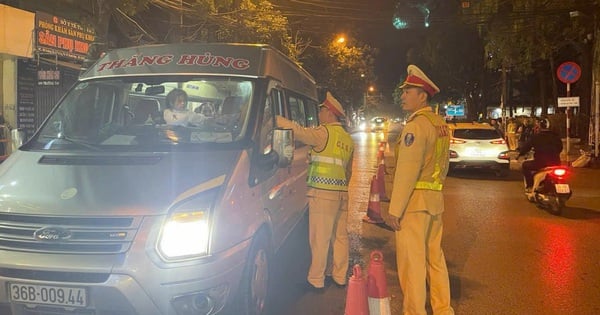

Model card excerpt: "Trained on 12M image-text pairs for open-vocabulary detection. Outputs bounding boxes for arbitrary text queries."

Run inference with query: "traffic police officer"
[385,65,455,315]
[276,92,354,291]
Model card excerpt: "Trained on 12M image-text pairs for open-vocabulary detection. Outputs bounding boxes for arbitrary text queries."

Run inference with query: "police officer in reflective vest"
[276,92,354,291]
[385,65,455,315]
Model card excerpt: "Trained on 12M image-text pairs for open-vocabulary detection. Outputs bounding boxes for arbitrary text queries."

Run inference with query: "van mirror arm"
[257,150,278,170]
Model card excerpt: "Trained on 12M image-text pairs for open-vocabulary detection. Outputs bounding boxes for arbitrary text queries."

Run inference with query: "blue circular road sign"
[557,61,581,84]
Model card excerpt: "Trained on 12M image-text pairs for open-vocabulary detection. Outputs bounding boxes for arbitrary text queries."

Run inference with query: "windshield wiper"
[41,134,104,151]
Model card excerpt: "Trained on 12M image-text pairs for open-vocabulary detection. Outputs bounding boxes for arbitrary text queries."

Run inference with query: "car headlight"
[158,211,210,260]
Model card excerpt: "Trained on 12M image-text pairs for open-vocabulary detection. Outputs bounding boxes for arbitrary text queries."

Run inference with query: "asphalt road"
[267,128,600,315]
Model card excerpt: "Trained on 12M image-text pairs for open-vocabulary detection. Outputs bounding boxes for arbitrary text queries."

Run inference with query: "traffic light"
[392,3,430,29]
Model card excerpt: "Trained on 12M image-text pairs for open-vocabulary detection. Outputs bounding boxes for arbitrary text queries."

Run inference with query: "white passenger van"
[0,43,320,315]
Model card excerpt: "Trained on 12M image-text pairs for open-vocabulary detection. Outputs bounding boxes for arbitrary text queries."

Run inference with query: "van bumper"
[0,237,252,315]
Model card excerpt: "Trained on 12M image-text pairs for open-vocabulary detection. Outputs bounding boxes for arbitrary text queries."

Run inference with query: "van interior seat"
[132,99,160,124]
[220,96,244,115]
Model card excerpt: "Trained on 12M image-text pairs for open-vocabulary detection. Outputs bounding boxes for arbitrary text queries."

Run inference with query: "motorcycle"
[524,165,572,215]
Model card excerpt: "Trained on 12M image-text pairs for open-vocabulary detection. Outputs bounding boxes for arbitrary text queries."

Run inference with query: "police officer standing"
[385,65,454,315]
[276,92,354,291]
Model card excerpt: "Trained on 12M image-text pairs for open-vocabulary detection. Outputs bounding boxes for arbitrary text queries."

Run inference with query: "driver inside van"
[164,88,195,126]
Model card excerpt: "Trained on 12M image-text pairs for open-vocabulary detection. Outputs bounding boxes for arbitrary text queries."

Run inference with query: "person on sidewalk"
[384,65,455,315]
[276,91,354,292]
[506,118,519,151]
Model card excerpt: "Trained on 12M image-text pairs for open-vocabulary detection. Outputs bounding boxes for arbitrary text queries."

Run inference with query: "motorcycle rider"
[518,118,563,191]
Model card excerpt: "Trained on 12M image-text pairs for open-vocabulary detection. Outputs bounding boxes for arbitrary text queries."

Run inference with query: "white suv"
[448,122,510,177]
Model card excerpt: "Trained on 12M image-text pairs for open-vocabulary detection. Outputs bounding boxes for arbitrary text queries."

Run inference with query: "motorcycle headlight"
[157,211,210,260]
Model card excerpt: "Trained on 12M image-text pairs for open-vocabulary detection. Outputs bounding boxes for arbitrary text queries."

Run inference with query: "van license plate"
[9,283,87,307]
[555,184,570,194]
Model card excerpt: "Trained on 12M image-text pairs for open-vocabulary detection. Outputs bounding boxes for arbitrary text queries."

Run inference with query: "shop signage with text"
[35,11,95,61]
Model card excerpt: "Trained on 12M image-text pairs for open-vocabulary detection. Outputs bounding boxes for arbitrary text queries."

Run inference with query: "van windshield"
[31,77,254,151]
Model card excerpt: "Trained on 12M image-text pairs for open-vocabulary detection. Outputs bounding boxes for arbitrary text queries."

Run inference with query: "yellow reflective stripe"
[310,155,345,166]
[415,181,443,190]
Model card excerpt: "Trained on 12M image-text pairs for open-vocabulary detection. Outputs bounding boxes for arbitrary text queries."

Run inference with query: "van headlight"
[157,211,210,260]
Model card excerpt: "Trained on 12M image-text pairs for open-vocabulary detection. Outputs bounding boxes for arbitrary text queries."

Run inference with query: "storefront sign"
[17,59,37,137]
[38,68,60,86]
[35,11,95,61]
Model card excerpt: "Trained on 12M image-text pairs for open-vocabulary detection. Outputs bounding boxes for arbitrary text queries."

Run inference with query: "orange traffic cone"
[377,141,386,165]
[376,163,390,202]
[367,251,391,315]
[363,176,385,224]
[344,264,369,315]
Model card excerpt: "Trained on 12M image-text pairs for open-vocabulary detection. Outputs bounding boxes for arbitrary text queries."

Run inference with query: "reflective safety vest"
[307,125,354,191]
[413,111,450,191]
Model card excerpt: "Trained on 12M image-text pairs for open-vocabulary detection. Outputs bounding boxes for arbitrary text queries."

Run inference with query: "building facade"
[0,4,94,157]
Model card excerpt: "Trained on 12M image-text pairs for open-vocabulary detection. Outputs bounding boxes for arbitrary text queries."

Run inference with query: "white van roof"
[80,43,317,99]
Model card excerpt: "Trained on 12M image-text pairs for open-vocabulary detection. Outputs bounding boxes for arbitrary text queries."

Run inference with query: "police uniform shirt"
[388,107,449,218]
[275,116,354,199]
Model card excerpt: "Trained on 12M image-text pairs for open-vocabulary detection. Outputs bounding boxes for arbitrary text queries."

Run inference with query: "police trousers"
[396,211,454,315]
[306,189,349,288]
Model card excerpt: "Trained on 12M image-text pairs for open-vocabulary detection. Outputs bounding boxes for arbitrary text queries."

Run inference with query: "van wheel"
[234,229,271,315]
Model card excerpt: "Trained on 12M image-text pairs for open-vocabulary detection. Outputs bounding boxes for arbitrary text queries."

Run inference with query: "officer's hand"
[275,115,286,128]
[384,213,401,231]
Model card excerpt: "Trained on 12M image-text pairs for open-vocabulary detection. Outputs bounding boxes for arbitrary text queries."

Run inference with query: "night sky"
[276,0,452,95]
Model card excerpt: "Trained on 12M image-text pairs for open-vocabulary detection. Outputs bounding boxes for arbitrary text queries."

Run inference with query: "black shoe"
[325,276,346,289]
[297,281,325,294]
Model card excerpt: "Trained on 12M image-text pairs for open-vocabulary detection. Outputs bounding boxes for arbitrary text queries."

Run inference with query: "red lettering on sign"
[95,52,250,72]
[157,55,173,64]
[196,53,215,66]
[175,53,250,70]
[57,36,73,52]
[125,57,139,67]
[74,40,89,54]
[213,56,233,68]
[139,55,158,66]
[232,59,250,70]
[38,30,57,47]
[96,55,175,72]
[107,59,127,70]
[177,55,197,65]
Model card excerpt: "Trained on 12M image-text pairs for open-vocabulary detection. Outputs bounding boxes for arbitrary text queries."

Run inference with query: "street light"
[364,86,375,109]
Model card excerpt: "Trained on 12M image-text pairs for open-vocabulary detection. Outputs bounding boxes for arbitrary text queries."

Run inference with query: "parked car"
[370,116,388,132]
[448,122,510,176]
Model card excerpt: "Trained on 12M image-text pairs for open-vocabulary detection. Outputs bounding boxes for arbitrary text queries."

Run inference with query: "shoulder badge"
[404,133,415,146]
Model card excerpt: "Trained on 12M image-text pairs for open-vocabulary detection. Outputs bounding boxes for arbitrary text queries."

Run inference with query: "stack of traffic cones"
[344,264,369,315]
[363,175,385,224]
[367,251,391,315]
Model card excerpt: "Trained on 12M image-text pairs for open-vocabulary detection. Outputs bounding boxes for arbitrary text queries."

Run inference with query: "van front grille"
[0,213,140,254]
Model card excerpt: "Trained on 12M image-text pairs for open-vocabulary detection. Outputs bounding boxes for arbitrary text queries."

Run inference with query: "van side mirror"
[272,128,294,168]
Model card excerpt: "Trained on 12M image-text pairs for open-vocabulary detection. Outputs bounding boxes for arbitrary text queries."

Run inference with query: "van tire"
[234,229,272,315]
